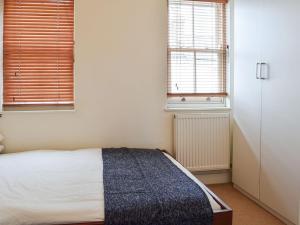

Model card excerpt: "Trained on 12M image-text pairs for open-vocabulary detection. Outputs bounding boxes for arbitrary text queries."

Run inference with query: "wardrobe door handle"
[256,63,261,79]
[260,62,268,80]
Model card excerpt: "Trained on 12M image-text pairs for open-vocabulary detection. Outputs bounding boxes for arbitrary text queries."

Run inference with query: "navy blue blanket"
[102,148,213,225]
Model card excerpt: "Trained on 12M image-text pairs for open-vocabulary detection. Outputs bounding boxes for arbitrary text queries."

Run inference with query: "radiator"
[174,113,230,172]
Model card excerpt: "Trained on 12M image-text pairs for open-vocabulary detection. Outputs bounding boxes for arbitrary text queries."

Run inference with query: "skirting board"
[234,184,296,225]
[194,170,232,185]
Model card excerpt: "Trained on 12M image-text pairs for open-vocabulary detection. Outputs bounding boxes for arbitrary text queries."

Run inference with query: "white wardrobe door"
[233,0,262,199]
[260,0,300,223]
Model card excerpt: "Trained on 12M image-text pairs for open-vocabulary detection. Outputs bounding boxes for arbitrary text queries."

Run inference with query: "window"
[3,0,74,107]
[168,0,228,102]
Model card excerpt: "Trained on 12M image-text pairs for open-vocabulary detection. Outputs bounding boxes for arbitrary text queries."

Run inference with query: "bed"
[0,148,232,225]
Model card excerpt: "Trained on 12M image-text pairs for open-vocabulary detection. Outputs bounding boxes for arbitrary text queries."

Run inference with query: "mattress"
[0,149,221,225]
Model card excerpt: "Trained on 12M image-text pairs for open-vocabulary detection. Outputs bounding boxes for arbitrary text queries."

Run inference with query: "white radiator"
[174,113,230,172]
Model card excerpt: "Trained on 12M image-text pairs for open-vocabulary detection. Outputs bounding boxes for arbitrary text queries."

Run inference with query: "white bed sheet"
[0,149,220,225]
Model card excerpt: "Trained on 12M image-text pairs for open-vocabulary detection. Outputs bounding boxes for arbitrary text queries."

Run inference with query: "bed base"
[58,186,233,225]
[207,185,233,225]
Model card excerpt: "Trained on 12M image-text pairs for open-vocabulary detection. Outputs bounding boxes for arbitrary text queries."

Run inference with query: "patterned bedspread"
[102,148,213,225]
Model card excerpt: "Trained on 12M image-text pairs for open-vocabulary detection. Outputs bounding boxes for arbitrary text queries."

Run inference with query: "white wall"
[0,0,173,153]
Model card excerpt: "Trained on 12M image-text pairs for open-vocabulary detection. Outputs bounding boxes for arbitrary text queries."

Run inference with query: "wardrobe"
[233,0,300,224]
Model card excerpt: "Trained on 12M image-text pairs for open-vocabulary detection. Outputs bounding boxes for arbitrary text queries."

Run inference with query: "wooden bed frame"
[57,186,233,225]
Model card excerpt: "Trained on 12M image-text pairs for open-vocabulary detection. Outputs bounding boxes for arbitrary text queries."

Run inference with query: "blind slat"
[3,0,74,106]
[168,0,227,97]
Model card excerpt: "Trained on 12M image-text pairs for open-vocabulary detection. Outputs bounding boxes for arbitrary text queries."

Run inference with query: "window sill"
[3,105,75,113]
[165,105,231,112]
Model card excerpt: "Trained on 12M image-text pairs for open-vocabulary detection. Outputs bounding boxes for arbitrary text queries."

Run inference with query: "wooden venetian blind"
[3,0,74,106]
[168,0,228,97]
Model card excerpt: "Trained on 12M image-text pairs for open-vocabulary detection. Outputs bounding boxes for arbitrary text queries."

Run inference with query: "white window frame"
[166,0,232,111]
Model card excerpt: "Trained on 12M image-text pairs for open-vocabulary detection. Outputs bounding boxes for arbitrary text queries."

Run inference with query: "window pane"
[196,52,223,93]
[194,4,217,49]
[169,51,195,94]
[169,3,193,49]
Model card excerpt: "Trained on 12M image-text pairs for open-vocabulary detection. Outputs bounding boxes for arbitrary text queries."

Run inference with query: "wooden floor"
[208,184,285,225]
